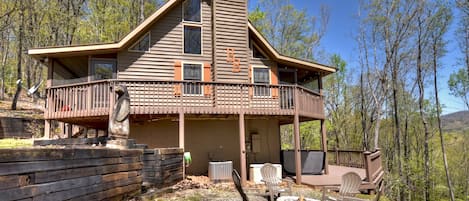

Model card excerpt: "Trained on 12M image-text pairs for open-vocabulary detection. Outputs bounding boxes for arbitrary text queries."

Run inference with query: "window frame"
[182,24,203,55]
[251,65,272,98]
[182,0,202,23]
[128,32,151,53]
[90,58,117,81]
[181,62,204,96]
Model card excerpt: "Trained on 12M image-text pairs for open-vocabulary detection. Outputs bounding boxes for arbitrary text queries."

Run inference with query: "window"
[300,75,320,93]
[91,59,116,80]
[184,26,201,54]
[253,44,267,59]
[183,63,202,95]
[253,67,270,97]
[129,33,150,52]
[183,0,201,22]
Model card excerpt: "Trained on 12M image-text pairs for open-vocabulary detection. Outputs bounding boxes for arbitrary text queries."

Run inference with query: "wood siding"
[213,0,249,82]
[117,0,213,81]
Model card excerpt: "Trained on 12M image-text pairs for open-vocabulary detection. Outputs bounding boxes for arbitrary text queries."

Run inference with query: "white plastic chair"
[323,172,362,201]
[260,163,292,201]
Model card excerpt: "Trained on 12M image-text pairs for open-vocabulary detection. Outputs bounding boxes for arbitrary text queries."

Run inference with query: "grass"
[0,138,33,148]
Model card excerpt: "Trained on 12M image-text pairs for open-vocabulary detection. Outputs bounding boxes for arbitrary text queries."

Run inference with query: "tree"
[448,68,469,110]
[248,0,329,61]
[11,0,25,110]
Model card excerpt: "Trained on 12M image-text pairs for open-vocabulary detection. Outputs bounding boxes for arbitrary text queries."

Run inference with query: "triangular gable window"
[253,43,267,59]
[129,32,150,52]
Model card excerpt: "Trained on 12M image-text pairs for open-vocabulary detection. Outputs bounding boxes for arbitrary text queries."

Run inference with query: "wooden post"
[179,112,185,178]
[293,87,302,184]
[179,112,185,149]
[321,119,329,174]
[44,120,51,139]
[65,123,72,138]
[239,113,247,186]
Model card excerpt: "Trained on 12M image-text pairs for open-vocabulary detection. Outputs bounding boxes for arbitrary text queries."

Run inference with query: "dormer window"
[129,32,150,52]
[183,0,201,22]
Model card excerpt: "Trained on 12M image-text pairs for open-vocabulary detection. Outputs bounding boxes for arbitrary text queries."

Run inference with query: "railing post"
[108,81,115,133]
[363,151,372,182]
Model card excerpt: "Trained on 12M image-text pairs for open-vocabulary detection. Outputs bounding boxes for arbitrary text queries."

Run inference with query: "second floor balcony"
[45,80,325,120]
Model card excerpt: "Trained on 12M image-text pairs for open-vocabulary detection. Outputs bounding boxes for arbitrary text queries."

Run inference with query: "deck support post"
[44,120,51,139]
[179,112,185,178]
[293,112,302,184]
[321,119,329,174]
[239,113,247,186]
[179,112,185,149]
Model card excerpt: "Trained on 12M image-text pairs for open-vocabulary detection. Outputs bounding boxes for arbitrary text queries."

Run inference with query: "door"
[278,70,296,109]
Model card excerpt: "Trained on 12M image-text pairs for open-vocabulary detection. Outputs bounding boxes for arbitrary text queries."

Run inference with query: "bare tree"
[11,0,25,110]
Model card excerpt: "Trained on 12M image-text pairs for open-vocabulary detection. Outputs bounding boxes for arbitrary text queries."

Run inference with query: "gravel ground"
[138,176,326,201]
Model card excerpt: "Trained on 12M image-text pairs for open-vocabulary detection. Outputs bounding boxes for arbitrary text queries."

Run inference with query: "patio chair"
[322,172,362,201]
[260,163,292,201]
[232,169,250,201]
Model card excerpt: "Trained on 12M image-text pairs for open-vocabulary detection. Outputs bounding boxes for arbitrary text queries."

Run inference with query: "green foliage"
[248,0,328,61]
[448,68,469,110]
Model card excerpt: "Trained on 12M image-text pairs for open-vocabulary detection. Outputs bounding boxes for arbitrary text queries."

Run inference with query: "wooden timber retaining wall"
[0,148,143,201]
[142,148,184,187]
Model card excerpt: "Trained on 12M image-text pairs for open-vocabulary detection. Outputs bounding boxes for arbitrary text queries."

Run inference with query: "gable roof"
[28,0,335,74]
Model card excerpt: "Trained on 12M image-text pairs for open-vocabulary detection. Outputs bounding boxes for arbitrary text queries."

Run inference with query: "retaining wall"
[0,148,143,201]
[142,148,184,187]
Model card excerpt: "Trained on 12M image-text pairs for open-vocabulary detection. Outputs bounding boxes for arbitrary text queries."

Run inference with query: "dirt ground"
[138,176,326,201]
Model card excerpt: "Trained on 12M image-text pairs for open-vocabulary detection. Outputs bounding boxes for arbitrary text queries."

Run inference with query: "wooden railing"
[45,80,324,119]
[45,80,111,119]
[327,149,366,168]
[364,149,384,183]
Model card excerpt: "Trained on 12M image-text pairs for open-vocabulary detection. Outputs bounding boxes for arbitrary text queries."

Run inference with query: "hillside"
[441,110,469,133]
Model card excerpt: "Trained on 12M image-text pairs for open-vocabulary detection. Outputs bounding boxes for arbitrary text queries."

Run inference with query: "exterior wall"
[117,0,213,80]
[129,118,281,175]
[130,119,179,148]
[213,0,249,82]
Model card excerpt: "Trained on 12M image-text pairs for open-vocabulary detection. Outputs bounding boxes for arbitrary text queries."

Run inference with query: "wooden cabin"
[28,0,382,190]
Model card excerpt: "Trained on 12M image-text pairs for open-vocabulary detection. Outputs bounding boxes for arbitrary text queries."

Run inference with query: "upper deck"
[45,79,325,122]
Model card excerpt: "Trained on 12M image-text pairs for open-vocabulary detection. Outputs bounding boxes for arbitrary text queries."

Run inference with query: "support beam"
[44,120,51,139]
[321,119,329,174]
[179,112,185,149]
[179,112,185,179]
[293,112,302,184]
[239,113,247,186]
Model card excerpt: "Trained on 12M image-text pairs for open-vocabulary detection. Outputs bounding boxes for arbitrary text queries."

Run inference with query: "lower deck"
[300,165,374,191]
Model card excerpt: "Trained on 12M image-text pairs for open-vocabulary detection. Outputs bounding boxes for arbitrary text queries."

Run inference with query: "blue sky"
[248,0,467,114]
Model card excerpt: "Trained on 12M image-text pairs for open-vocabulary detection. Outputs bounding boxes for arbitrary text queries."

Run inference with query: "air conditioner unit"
[208,161,233,182]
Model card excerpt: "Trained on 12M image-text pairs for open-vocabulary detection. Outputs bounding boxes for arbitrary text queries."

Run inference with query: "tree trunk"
[433,41,455,201]
[416,17,431,201]
[139,0,145,23]
[0,32,9,100]
[12,0,25,110]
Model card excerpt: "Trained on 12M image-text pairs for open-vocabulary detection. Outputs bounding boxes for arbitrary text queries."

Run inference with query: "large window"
[184,26,201,54]
[91,59,116,80]
[183,0,201,22]
[183,63,202,95]
[129,32,150,52]
[253,67,270,97]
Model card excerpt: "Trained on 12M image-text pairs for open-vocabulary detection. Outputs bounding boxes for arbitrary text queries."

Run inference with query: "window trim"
[182,24,203,56]
[90,58,117,81]
[251,65,272,98]
[128,32,151,53]
[182,0,202,24]
[181,61,204,96]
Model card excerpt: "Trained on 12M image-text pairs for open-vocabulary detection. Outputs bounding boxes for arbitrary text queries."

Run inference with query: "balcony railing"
[45,80,324,120]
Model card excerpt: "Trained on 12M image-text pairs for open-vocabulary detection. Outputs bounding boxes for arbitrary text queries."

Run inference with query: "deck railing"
[45,80,324,119]
[327,149,366,168]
